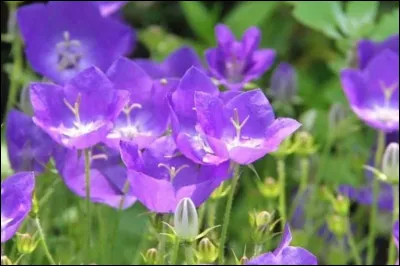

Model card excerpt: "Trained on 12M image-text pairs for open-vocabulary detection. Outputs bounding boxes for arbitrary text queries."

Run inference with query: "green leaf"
[345,1,378,38]
[180,2,216,44]
[223,2,279,37]
[370,8,399,41]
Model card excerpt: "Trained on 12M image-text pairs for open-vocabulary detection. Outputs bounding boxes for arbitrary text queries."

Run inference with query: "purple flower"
[270,62,298,102]
[394,220,399,265]
[340,50,399,133]
[358,34,399,70]
[6,109,54,174]
[54,144,136,209]
[205,24,276,90]
[17,1,134,85]
[134,46,204,79]
[30,66,130,150]
[247,224,318,265]
[119,136,231,213]
[170,67,301,165]
[1,172,35,243]
[95,1,127,17]
[104,57,179,149]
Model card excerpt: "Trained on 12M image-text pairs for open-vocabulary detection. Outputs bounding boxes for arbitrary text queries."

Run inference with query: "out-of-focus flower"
[357,34,399,69]
[382,142,399,183]
[30,67,129,149]
[135,46,204,79]
[1,172,35,243]
[340,50,399,133]
[6,109,54,174]
[95,1,127,17]
[205,24,275,90]
[246,224,318,265]
[174,197,199,241]
[105,57,178,149]
[119,136,231,213]
[394,220,399,265]
[17,1,135,84]
[269,62,297,102]
[54,144,136,209]
[170,67,301,165]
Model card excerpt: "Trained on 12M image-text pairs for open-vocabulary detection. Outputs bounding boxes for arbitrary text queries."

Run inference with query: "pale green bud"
[174,198,199,241]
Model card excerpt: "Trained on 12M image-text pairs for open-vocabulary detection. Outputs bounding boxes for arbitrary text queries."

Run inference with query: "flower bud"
[249,211,273,244]
[270,62,297,103]
[174,198,199,241]
[327,214,347,237]
[211,181,231,200]
[197,238,218,263]
[332,195,350,217]
[299,109,317,132]
[258,177,280,199]
[293,131,318,156]
[16,233,38,254]
[144,248,158,265]
[382,142,399,184]
[240,256,249,265]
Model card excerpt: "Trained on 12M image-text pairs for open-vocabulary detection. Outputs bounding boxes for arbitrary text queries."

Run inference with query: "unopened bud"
[144,248,158,265]
[174,198,199,241]
[327,214,347,237]
[1,256,12,265]
[16,233,37,254]
[333,195,350,216]
[258,177,280,199]
[293,131,318,156]
[270,62,297,103]
[240,256,249,265]
[249,211,273,244]
[382,142,399,184]
[197,238,218,263]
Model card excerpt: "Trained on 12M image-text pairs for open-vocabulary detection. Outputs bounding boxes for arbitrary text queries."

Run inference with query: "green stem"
[14,254,25,265]
[366,131,385,265]
[170,239,180,265]
[35,217,56,265]
[218,164,240,265]
[198,204,206,229]
[207,201,218,228]
[347,219,362,265]
[184,243,195,265]
[97,207,106,264]
[157,216,166,265]
[131,222,150,265]
[387,185,399,265]
[84,149,92,263]
[277,159,286,226]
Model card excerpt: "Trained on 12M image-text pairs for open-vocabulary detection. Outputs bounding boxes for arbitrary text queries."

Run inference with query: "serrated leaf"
[370,8,399,41]
[223,2,279,37]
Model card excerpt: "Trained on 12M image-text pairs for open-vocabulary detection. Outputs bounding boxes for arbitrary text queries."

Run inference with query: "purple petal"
[274,224,293,255]
[134,59,165,79]
[279,246,318,265]
[262,118,302,152]
[96,1,127,17]
[162,46,204,78]
[215,24,235,49]
[247,253,280,265]
[245,49,276,77]
[241,27,261,57]
[358,34,399,69]
[394,220,399,248]
[204,48,225,80]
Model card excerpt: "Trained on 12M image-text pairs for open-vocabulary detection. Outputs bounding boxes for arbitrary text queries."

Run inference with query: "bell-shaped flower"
[6,109,54,174]
[1,172,35,243]
[104,57,178,149]
[357,34,398,69]
[205,24,275,90]
[16,1,134,85]
[246,224,318,265]
[340,50,399,133]
[30,66,129,150]
[120,136,231,213]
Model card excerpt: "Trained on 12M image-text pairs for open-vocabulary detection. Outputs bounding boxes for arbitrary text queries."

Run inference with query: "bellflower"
[1,172,35,243]
[135,46,204,79]
[340,50,399,132]
[394,220,399,265]
[6,109,54,174]
[358,34,399,69]
[247,224,318,265]
[269,62,298,102]
[95,1,127,17]
[205,24,276,90]
[105,57,178,149]
[170,67,301,165]
[17,1,134,85]
[119,136,231,213]
[54,144,136,209]
[30,66,129,150]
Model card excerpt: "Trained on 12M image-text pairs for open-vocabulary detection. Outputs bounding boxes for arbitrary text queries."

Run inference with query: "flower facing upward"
[205,24,276,90]
[17,1,134,85]
[1,172,35,243]
[120,136,231,213]
[170,67,301,165]
[247,224,318,265]
[357,34,399,69]
[30,67,130,149]
[340,50,399,132]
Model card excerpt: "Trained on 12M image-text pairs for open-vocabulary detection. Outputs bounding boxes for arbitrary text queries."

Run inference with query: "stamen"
[380,80,399,102]
[164,152,182,159]
[230,108,250,142]
[63,93,82,123]
[56,31,82,71]
[123,103,142,125]
[158,163,189,181]
[91,154,109,161]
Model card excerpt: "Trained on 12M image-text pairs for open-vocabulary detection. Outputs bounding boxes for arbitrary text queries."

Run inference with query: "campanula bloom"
[120,136,231,213]
[104,57,178,150]
[340,50,399,132]
[358,34,399,69]
[1,172,35,243]
[170,67,301,165]
[205,24,275,90]
[247,224,318,265]
[269,62,298,103]
[54,144,136,209]
[30,66,130,149]
[95,1,127,17]
[17,1,134,85]
[134,46,204,79]
[6,109,54,174]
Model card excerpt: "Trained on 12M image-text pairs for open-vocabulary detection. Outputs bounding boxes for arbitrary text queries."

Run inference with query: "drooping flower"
[134,46,204,79]
[95,1,127,17]
[246,224,318,265]
[54,144,136,209]
[104,57,178,150]
[357,34,399,69]
[6,109,54,174]
[205,24,276,90]
[170,67,301,165]
[269,62,298,103]
[340,50,399,133]
[394,220,399,265]
[17,1,134,85]
[30,66,130,150]
[1,172,35,243]
[119,136,231,213]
